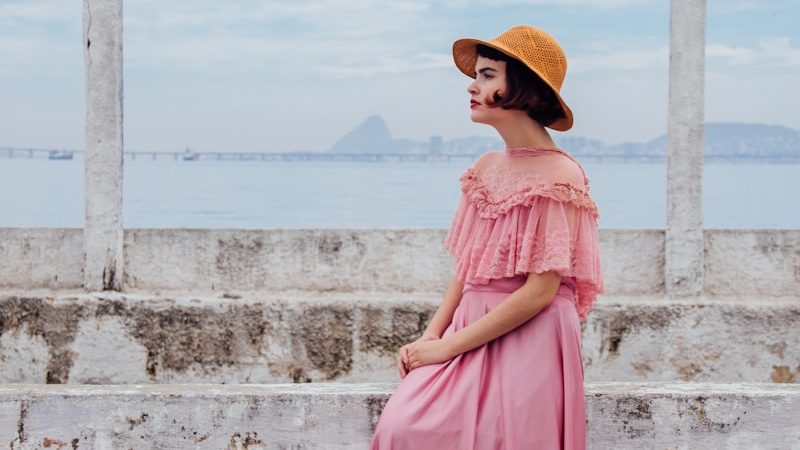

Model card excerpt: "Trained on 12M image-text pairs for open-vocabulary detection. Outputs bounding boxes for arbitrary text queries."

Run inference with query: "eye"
[482,73,494,79]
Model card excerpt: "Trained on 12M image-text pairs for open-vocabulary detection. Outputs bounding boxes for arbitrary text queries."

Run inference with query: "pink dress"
[370,147,604,450]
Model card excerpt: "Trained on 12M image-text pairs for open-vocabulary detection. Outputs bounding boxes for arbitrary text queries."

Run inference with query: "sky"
[1,0,799,152]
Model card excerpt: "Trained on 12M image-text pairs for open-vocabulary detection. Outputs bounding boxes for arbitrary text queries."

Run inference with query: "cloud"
[570,46,669,73]
[124,0,430,35]
[120,0,451,78]
[124,33,447,78]
[438,0,658,8]
[708,0,800,15]
[706,44,756,65]
[569,37,800,74]
[708,1,763,14]
[0,0,78,24]
[319,52,452,77]
[707,38,800,67]
[0,35,81,77]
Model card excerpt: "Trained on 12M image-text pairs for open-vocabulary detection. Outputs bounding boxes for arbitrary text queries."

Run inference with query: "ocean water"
[0,157,797,229]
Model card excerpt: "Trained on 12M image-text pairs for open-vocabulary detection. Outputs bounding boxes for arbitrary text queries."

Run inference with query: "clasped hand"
[397,334,455,379]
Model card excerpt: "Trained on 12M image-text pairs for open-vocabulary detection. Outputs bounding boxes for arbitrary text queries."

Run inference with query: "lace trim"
[443,196,604,322]
[460,167,600,219]
[504,147,563,157]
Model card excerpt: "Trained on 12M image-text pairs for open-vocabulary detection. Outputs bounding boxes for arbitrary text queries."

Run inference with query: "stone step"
[1,291,797,384]
[0,382,798,449]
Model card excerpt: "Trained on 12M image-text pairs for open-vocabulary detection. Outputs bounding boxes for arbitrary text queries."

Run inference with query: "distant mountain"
[574,123,800,158]
[327,115,426,154]
[705,123,800,157]
[329,116,800,158]
[329,115,394,153]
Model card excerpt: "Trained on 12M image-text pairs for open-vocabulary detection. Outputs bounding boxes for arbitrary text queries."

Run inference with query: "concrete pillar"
[666,0,706,297]
[83,0,124,291]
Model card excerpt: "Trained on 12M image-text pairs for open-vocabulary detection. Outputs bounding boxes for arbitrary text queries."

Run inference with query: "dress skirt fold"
[370,275,586,450]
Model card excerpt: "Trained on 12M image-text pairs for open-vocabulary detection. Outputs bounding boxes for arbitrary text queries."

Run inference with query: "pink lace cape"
[444,148,604,321]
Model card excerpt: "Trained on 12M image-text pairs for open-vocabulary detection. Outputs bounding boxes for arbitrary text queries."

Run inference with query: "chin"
[469,112,489,125]
[470,114,495,127]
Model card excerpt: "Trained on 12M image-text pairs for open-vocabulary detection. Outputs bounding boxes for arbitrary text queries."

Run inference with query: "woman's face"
[467,55,510,125]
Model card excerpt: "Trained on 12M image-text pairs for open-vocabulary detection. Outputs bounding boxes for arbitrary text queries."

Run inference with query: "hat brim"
[452,38,574,132]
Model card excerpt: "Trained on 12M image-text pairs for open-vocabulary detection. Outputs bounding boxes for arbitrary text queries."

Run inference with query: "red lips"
[470,100,480,108]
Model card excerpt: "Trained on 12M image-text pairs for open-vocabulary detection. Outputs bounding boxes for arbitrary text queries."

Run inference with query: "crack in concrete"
[84,1,92,68]
[9,401,28,449]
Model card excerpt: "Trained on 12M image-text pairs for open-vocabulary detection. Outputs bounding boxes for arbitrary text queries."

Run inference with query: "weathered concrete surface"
[83,0,124,291]
[123,229,453,294]
[0,382,797,449]
[1,293,797,384]
[582,297,800,384]
[598,229,664,296]
[0,291,435,384]
[0,229,83,289]
[586,382,800,449]
[705,230,800,297]
[1,228,798,296]
[666,0,706,297]
[0,383,386,449]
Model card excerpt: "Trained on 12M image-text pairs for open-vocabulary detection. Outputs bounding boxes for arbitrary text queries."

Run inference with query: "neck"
[491,112,558,149]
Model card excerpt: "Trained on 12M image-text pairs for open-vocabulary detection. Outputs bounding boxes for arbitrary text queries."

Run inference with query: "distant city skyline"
[4,120,798,162]
[1,0,799,152]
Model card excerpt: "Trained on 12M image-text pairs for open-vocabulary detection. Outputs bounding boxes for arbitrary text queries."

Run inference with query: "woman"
[370,25,604,449]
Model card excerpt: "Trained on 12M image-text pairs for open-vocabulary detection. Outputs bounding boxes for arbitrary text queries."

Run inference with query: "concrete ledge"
[705,230,800,297]
[0,228,83,289]
[1,292,797,384]
[3,227,798,296]
[0,382,798,449]
[586,382,800,449]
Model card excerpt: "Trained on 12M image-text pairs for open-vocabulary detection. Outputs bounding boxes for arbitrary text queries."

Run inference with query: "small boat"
[183,147,200,161]
[48,150,73,160]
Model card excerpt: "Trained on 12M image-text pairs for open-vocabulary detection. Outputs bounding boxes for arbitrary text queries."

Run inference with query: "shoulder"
[548,152,589,191]
[472,150,502,172]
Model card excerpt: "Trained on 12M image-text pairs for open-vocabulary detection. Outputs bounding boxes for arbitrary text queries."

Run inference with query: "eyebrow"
[477,67,497,75]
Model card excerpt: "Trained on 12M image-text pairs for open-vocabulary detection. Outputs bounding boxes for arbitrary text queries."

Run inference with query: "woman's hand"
[397,333,438,379]
[403,337,455,374]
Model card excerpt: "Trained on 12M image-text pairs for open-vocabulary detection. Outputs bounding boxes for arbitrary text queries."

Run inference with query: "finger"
[400,361,407,378]
[401,347,409,366]
[407,354,415,370]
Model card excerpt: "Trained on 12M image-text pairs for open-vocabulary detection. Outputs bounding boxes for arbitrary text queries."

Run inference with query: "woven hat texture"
[452,25,573,131]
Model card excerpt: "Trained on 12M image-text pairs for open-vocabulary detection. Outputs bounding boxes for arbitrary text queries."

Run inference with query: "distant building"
[429,136,443,155]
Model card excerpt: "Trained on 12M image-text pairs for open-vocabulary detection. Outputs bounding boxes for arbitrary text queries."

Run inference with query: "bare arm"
[404,271,562,371]
[397,276,464,377]
[442,271,561,356]
[423,275,465,338]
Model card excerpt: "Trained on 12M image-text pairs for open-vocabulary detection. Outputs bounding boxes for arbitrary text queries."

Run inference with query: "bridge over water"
[1,147,483,163]
[3,147,796,163]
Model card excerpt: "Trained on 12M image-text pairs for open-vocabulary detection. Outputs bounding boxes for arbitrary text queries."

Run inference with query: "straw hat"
[452,25,573,131]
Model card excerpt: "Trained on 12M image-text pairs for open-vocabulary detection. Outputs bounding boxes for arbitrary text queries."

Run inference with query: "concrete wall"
[704,230,800,296]
[1,293,797,385]
[0,229,84,289]
[0,382,797,449]
[1,228,798,296]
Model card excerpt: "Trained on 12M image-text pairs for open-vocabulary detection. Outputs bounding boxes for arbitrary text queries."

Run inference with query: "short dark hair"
[476,44,566,127]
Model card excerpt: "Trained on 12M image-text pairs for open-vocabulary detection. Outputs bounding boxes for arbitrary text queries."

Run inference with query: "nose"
[467,79,478,95]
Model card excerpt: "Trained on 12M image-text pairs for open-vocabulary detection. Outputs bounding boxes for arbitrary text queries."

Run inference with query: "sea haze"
[0,157,797,229]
